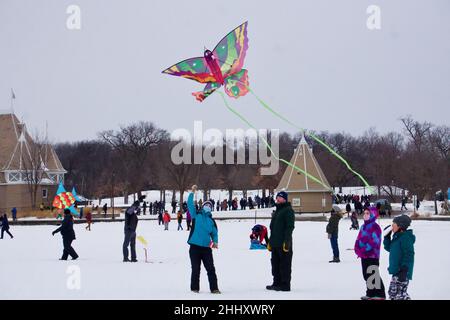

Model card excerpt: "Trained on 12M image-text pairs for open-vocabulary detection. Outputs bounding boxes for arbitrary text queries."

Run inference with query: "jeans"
[330,235,339,258]
[123,230,136,261]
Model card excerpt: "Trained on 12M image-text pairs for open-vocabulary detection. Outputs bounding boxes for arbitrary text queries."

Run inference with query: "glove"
[52,231,56,236]
[397,266,408,282]
[383,225,392,238]
[267,243,272,252]
[282,242,290,253]
[327,233,332,239]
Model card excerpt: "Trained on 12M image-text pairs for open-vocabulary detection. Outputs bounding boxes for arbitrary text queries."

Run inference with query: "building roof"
[0,113,65,180]
[276,134,332,193]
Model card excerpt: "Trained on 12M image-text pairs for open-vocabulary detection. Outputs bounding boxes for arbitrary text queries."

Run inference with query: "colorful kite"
[162,21,249,102]
[162,22,373,193]
[53,182,80,216]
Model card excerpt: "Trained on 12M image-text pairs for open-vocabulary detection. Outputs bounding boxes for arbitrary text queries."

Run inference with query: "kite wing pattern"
[224,69,249,98]
[192,82,222,102]
[162,57,216,83]
[212,21,249,78]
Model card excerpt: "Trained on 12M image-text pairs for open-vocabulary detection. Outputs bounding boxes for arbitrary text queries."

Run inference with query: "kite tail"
[243,85,374,194]
[218,91,333,192]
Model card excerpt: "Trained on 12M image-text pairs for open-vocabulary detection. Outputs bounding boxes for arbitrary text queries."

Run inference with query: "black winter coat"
[53,215,76,240]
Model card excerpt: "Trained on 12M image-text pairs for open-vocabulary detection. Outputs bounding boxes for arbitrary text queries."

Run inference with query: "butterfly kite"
[162,22,373,192]
[52,182,80,216]
[162,21,249,102]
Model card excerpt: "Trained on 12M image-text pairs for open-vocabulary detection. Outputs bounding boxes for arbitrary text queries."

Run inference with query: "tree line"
[54,116,449,203]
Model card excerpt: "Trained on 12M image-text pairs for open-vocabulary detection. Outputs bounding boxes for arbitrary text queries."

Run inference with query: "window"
[8,172,20,182]
[42,188,48,199]
[21,172,33,182]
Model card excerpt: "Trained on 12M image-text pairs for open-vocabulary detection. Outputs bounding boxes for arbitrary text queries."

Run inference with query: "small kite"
[53,182,80,216]
[137,236,149,263]
[162,21,249,102]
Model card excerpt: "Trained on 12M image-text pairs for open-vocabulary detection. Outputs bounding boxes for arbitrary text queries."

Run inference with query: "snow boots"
[329,257,340,263]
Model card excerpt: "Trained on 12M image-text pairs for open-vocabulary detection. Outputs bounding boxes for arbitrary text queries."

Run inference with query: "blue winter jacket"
[187,193,218,247]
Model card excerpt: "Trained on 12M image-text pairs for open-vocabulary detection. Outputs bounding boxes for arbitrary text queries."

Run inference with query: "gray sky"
[1,0,449,142]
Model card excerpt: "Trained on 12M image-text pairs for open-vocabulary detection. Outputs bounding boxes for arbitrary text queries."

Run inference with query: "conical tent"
[276,135,333,213]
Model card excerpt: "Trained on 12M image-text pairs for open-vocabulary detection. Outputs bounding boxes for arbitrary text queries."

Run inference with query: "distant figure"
[172,200,177,214]
[346,203,352,218]
[401,197,407,211]
[158,210,163,225]
[350,212,359,230]
[11,207,17,222]
[163,210,171,230]
[103,203,108,216]
[52,209,78,260]
[177,210,183,231]
[85,209,92,231]
[40,203,45,211]
[1,214,14,239]
[143,201,147,215]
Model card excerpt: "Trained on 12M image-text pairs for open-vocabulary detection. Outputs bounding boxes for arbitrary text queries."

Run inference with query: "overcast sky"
[1,0,449,142]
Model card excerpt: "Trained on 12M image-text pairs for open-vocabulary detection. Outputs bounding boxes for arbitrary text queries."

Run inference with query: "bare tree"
[99,121,169,198]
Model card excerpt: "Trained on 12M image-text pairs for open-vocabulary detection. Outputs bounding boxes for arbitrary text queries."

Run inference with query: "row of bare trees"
[54,116,449,203]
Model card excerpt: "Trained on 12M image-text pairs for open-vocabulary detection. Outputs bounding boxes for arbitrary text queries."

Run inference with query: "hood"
[395,229,416,243]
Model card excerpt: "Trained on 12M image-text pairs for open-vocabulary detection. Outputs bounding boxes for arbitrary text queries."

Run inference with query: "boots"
[329,257,340,263]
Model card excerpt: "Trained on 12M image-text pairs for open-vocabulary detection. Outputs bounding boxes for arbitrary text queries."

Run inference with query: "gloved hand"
[327,233,332,239]
[282,242,291,253]
[383,225,393,238]
[212,242,218,249]
[52,231,56,236]
[267,243,272,252]
[397,266,408,282]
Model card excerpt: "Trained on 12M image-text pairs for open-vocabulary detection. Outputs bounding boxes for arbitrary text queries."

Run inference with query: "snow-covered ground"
[1,218,449,300]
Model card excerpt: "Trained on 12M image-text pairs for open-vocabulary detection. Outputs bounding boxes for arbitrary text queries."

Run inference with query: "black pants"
[189,245,218,292]
[1,228,13,239]
[61,238,78,260]
[123,230,136,260]
[361,258,386,298]
[271,247,293,289]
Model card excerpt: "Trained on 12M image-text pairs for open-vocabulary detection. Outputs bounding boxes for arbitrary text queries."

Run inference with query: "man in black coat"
[52,209,78,260]
[123,201,140,262]
[266,191,295,292]
[1,214,14,239]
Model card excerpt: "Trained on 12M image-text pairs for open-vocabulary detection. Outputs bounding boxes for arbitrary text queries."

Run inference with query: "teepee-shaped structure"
[276,135,333,213]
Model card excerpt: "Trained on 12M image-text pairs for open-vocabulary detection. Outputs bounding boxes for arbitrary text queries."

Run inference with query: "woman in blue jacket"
[187,185,220,294]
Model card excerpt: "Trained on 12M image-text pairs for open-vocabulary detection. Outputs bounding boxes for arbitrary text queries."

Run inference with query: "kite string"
[218,91,333,192]
[243,85,374,194]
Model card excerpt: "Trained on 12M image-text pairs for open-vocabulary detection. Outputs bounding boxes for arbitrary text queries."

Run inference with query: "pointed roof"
[0,113,66,175]
[276,134,332,193]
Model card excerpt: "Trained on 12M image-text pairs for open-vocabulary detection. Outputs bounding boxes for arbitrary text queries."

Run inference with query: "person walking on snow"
[52,209,78,260]
[326,209,342,263]
[1,213,14,239]
[266,191,295,292]
[163,210,171,230]
[187,185,220,294]
[123,201,139,262]
[177,210,184,231]
[85,209,92,231]
[384,215,415,300]
[355,207,386,300]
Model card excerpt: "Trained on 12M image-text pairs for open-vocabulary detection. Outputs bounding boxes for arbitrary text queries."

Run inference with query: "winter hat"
[393,215,412,230]
[202,201,213,211]
[133,201,140,206]
[276,191,288,201]
[64,208,71,215]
